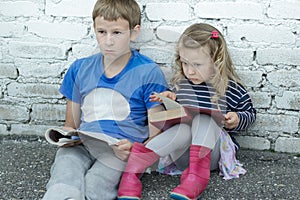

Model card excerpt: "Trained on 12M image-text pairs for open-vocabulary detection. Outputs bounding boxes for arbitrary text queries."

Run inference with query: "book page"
[153,92,181,110]
[78,131,120,146]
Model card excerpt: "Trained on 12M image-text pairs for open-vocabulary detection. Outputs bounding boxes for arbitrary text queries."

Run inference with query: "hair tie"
[211,30,219,39]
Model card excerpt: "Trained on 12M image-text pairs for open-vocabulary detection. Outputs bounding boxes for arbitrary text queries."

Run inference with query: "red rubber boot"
[170,145,211,200]
[118,142,159,200]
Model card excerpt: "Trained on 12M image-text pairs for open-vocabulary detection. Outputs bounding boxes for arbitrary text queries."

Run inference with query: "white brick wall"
[0,0,299,153]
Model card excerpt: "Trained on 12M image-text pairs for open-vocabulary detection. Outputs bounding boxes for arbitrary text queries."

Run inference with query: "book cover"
[149,92,225,131]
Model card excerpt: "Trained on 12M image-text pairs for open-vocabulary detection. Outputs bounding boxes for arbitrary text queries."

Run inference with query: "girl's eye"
[181,61,188,66]
[194,64,202,67]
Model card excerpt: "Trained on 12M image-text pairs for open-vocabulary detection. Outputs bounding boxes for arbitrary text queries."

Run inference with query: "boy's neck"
[103,51,132,78]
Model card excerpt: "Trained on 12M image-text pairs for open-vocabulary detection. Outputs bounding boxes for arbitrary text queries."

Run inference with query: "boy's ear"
[130,25,141,41]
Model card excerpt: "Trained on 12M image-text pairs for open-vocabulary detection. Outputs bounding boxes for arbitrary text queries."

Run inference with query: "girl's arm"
[226,94,256,131]
[150,91,177,102]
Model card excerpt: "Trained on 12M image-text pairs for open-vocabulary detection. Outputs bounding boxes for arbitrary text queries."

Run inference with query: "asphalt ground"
[1,135,299,200]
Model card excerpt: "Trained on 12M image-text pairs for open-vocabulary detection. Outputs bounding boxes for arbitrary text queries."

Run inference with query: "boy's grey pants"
[42,140,126,200]
[146,114,221,170]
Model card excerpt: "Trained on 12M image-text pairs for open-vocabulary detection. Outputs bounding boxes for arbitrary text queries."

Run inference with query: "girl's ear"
[130,25,141,41]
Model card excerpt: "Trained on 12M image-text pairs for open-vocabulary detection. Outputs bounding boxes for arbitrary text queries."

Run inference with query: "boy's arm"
[62,100,82,147]
[64,100,81,130]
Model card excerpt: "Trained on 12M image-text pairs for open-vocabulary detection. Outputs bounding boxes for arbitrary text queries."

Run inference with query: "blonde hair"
[92,0,141,30]
[172,23,242,101]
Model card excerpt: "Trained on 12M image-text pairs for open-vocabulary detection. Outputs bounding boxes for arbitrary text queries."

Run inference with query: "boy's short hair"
[92,0,141,29]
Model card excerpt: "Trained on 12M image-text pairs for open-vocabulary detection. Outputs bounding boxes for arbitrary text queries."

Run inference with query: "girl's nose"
[187,65,196,75]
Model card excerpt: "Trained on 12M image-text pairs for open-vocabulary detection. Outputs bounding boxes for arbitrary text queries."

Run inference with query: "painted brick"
[71,44,99,59]
[228,24,295,44]
[8,41,67,59]
[195,2,264,20]
[275,91,300,110]
[230,48,254,66]
[0,22,24,37]
[31,104,65,122]
[249,92,271,109]
[45,0,96,17]
[0,124,8,135]
[236,70,263,88]
[0,63,18,79]
[140,46,175,64]
[145,3,190,21]
[15,59,65,78]
[257,48,300,65]
[0,105,29,122]
[268,69,300,88]
[0,1,40,17]
[251,114,298,133]
[136,27,155,43]
[7,82,61,98]
[156,26,186,42]
[236,136,270,150]
[268,1,300,19]
[0,0,299,153]
[275,137,300,153]
[27,21,88,40]
[10,124,55,137]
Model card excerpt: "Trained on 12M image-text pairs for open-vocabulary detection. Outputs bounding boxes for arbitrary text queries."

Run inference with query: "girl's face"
[179,45,214,84]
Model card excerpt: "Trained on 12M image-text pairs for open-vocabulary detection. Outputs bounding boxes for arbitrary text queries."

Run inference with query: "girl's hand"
[150,91,176,102]
[111,139,133,161]
[224,112,240,129]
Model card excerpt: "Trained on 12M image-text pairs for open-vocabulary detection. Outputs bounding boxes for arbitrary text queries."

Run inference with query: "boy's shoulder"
[69,53,101,71]
[131,50,156,65]
[74,53,101,64]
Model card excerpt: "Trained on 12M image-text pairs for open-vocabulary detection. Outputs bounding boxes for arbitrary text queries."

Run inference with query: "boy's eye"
[97,30,106,34]
[113,31,122,35]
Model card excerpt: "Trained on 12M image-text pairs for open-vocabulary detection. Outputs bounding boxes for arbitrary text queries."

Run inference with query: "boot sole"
[117,196,140,200]
[170,192,201,200]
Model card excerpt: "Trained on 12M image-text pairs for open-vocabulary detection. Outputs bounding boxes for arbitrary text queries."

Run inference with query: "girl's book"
[149,92,225,131]
[45,128,120,147]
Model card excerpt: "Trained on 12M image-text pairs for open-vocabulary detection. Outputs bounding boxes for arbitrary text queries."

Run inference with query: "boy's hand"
[224,112,240,129]
[62,139,83,147]
[150,91,176,102]
[112,139,133,161]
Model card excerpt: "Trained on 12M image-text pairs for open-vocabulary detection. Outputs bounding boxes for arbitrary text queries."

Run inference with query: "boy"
[42,0,168,199]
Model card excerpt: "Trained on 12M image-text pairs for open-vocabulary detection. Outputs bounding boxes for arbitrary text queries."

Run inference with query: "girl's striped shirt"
[175,78,256,134]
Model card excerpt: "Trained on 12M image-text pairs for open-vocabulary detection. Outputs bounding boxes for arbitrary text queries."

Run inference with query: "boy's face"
[179,45,214,84]
[94,16,139,62]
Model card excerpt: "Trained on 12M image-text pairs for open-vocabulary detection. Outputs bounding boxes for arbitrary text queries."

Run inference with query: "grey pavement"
[1,135,299,200]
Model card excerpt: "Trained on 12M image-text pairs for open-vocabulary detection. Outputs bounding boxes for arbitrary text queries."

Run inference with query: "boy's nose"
[105,34,114,46]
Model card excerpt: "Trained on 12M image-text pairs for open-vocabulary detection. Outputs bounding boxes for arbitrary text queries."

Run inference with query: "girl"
[118,23,256,200]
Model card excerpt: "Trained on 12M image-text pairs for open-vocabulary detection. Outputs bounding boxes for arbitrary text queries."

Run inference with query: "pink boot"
[118,142,159,200]
[170,145,211,200]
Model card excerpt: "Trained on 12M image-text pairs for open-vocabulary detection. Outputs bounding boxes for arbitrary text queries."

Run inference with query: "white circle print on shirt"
[82,87,130,122]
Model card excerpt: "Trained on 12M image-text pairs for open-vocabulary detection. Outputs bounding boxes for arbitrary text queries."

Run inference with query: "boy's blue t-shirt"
[60,50,168,143]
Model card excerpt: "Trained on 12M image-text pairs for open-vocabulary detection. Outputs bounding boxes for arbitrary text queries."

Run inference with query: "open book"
[45,128,120,147]
[149,92,225,131]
